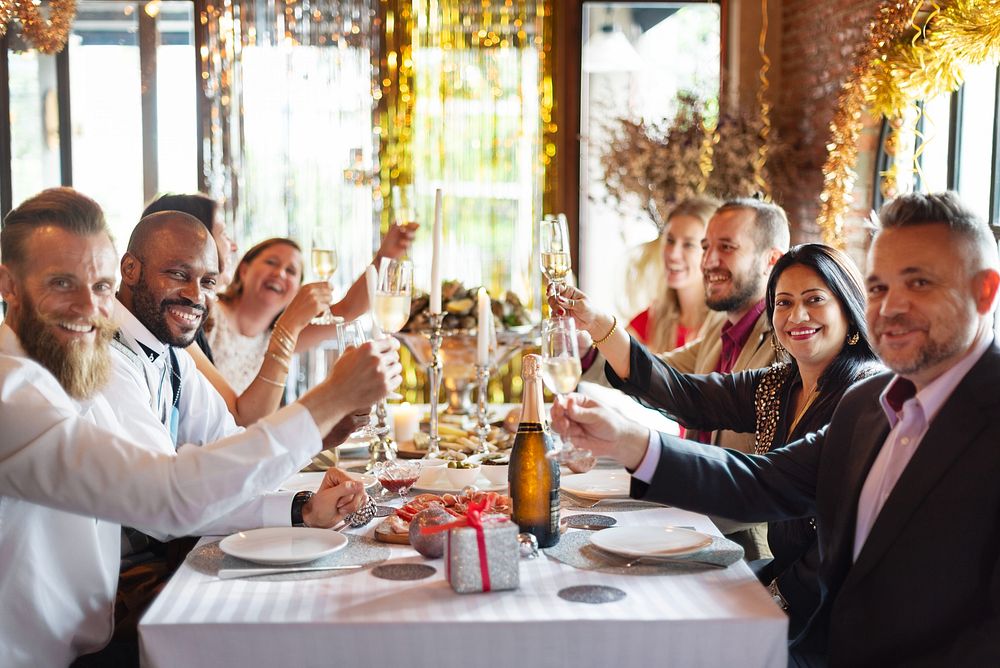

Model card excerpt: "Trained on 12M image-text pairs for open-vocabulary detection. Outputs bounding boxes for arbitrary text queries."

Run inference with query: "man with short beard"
[100,212,377,641]
[573,197,790,559]
[581,197,790,453]
[551,191,1000,667]
[0,188,402,668]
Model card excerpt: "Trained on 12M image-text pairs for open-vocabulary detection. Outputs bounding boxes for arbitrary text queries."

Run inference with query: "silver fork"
[591,546,726,570]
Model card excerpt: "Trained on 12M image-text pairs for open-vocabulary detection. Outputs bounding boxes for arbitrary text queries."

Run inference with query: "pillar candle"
[393,402,420,443]
[477,287,490,366]
[429,188,443,315]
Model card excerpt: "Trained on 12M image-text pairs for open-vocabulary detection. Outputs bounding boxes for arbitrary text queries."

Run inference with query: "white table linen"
[140,506,787,668]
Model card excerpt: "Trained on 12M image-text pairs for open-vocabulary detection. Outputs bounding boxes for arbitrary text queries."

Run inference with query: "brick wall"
[770,0,881,244]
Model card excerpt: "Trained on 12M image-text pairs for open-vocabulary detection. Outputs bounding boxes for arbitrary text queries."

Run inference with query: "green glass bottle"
[508,353,560,547]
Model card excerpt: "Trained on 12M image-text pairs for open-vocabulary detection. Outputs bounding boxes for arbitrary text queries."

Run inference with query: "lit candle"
[477,287,490,366]
[392,402,420,444]
[365,264,379,337]
[429,188,443,315]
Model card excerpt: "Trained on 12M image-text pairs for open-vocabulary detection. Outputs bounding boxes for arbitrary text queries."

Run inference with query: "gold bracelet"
[265,351,290,371]
[258,375,287,388]
[591,315,618,348]
[271,324,296,352]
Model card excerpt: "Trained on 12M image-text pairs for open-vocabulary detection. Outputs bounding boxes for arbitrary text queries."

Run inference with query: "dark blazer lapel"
[848,345,1000,581]
[824,402,890,577]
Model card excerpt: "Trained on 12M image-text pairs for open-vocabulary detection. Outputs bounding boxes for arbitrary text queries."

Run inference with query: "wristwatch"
[291,490,314,527]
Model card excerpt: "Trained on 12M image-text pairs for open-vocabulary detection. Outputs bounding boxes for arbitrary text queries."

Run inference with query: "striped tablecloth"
[139,507,787,668]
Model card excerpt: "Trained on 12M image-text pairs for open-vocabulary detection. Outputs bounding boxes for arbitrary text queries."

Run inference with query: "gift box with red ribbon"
[421,498,519,593]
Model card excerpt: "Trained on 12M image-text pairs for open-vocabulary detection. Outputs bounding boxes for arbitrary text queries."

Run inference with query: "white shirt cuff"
[260,490,298,526]
[631,430,662,484]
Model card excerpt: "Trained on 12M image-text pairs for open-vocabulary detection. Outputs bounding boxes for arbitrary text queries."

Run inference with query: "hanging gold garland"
[752,0,772,198]
[1,0,78,54]
[818,0,1000,248]
[816,0,920,249]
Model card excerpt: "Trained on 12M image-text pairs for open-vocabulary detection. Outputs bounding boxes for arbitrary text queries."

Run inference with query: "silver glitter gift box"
[444,519,519,593]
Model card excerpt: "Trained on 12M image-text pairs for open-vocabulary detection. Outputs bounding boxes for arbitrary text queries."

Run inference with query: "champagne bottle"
[508,353,560,547]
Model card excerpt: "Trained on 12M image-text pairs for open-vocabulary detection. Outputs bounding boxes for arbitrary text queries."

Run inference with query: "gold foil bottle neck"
[521,354,542,380]
[521,353,541,379]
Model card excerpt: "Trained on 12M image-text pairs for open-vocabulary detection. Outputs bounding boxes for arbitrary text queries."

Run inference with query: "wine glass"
[310,235,338,325]
[374,259,413,334]
[540,316,592,464]
[540,214,572,286]
[373,259,412,402]
[336,319,376,438]
[392,184,417,227]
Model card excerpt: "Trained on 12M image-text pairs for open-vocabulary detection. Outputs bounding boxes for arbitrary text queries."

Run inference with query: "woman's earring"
[847,332,860,346]
[771,334,787,356]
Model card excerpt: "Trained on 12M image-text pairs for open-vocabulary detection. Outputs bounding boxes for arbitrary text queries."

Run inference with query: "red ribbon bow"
[421,497,506,591]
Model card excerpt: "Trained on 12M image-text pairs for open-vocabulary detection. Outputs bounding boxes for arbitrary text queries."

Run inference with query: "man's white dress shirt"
[106,301,296,535]
[0,324,322,668]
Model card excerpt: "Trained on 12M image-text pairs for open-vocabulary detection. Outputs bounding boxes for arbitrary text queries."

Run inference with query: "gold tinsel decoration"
[752,0,772,198]
[1,0,78,54]
[817,0,1000,248]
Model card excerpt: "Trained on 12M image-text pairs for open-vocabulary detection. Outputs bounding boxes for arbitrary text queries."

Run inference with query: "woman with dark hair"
[550,243,881,637]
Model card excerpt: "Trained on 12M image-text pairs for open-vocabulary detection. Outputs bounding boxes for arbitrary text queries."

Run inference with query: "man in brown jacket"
[572,197,790,557]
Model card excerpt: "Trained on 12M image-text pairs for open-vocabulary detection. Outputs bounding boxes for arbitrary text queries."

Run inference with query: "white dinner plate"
[336,434,372,458]
[590,526,713,558]
[279,471,377,494]
[219,527,349,565]
[412,476,507,494]
[560,469,631,500]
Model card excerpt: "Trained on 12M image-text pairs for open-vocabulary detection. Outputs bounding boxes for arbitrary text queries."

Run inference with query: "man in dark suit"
[552,191,1000,667]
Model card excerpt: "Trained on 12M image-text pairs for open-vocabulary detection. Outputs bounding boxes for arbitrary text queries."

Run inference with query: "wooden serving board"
[374,517,411,544]
[394,440,426,459]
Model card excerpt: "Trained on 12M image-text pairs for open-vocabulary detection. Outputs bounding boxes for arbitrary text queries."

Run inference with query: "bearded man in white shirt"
[552,191,1000,667]
[0,187,401,668]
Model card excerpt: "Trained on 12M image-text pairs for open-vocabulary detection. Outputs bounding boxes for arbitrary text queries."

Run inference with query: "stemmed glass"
[540,214,572,286]
[336,319,377,438]
[392,184,417,227]
[372,259,412,403]
[310,231,338,325]
[374,460,422,501]
[540,316,592,464]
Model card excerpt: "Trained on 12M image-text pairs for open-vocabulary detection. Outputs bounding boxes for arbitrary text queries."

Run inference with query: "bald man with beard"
[0,188,401,667]
[101,212,377,648]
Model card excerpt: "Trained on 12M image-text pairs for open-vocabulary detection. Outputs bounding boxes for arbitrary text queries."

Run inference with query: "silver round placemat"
[559,491,661,512]
[188,533,390,581]
[561,513,617,529]
[558,585,627,604]
[370,563,437,581]
[544,528,743,574]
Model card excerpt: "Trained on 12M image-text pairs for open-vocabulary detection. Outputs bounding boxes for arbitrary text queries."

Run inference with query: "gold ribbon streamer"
[752,0,772,198]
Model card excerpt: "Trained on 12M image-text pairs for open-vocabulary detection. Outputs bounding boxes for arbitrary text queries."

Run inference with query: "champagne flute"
[373,258,412,404]
[540,214,572,286]
[310,239,338,325]
[336,319,376,438]
[540,316,591,464]
[392,184,417,227]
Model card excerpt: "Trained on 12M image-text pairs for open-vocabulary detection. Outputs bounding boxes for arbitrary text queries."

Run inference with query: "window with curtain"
[199,0,378,295]
[386,0,550,310]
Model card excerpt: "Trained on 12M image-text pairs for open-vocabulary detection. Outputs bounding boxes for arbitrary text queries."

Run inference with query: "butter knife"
[217,565,362,579]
